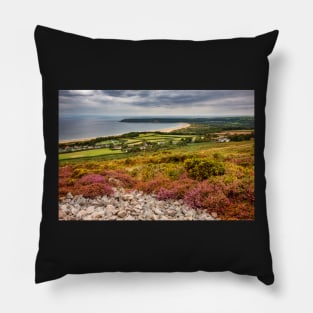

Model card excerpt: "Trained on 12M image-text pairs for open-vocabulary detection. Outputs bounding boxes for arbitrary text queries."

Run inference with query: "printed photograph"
[58,90,255,221]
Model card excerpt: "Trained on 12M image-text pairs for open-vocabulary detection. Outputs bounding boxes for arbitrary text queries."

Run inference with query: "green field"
[59,133,196,161]
[59,147,123,160]
[59,127,254,166]
[59,140,253,165]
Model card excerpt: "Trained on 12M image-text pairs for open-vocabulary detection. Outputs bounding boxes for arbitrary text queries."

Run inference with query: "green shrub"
[160,163,185,180]
[141,164,158,181]
[184,158,225,181]
[124,158,135,165]
[213,152,224,161]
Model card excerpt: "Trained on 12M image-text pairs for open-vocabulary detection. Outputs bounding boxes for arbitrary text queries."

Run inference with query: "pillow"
[34,25,278,284]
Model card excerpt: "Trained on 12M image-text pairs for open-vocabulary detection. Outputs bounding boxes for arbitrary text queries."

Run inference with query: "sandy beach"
[59,123,191,144]
[158,123,190,133]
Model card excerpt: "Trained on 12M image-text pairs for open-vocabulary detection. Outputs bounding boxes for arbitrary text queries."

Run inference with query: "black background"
[35,26,278,285]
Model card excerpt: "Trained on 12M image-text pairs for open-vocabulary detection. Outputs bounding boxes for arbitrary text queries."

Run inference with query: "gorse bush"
[124,158,136,165]
[184,158,225,180]
[213,152,224,161]
[140,164,158,181]
[135,163,185,181]
[71,168,90,179]
[158,154,188,163]
[161,163,185,180]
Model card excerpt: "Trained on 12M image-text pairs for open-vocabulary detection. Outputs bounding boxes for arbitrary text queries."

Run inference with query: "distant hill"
[120,116,254,129]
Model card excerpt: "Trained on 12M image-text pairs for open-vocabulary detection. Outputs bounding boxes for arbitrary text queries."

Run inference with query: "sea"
[59,115,186,141]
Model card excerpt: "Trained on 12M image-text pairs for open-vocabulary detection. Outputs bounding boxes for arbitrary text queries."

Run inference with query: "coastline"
[158,123,190,133]
[59,123,191,144]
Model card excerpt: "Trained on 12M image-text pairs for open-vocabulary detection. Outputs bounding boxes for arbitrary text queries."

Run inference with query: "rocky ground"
[59,188,218,221]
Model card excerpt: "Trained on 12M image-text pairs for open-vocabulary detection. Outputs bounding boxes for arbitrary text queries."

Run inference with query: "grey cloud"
[59,90,254,116]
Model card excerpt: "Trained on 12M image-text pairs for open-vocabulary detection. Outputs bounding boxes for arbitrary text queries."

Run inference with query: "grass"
[59,133,196,162]
[59,147,123,160]
[59,139,254,165]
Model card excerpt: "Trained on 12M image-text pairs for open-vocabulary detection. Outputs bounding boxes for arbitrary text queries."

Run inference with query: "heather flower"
[59,166,73,178]
[73,183,113,198]
[184,181,230,211]
[78,174,105,185]
[101,170,138,188]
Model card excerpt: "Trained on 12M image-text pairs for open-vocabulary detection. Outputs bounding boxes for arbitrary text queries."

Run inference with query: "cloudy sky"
[59,90,254,117]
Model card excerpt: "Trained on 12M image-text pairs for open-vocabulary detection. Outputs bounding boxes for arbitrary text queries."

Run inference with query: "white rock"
[153,208,163,215]
[59,204,71,213]
[71,206,80,215]
[66,192,73,199]
[82,215,93,221]
[86,206,95,214]
[167,209,176,217]
[90,211,104,219]
[124,215,135,220]
[117,210,127,218]
[211,212,218,218]
[95,206,104,213]
[76,210,87,219]
[123,194,134,201]
[106,204,115,211]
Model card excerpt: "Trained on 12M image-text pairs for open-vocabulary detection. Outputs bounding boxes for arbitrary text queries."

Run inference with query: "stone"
[59,210,66,219]
[86,206,95,214]
[134,204,142,210]
[95,206,104,213]
[124,215,135,220]
[117,210,127,218]
[167,209,177,217]
[66,192,73,199]
[76,210,87,219]
[71,206,80,215]
[143,209,154,219]
[82,215,93,221]
[90,211,104,219]
[106,204,115,211]
[58,187,217,222]
[123,194,133,201]
[184,211,194,218]
[153,208,163,215]
[104,209,113,218]
[198,213,210,220]
[211,212,218,218]
[59,204,70,213]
